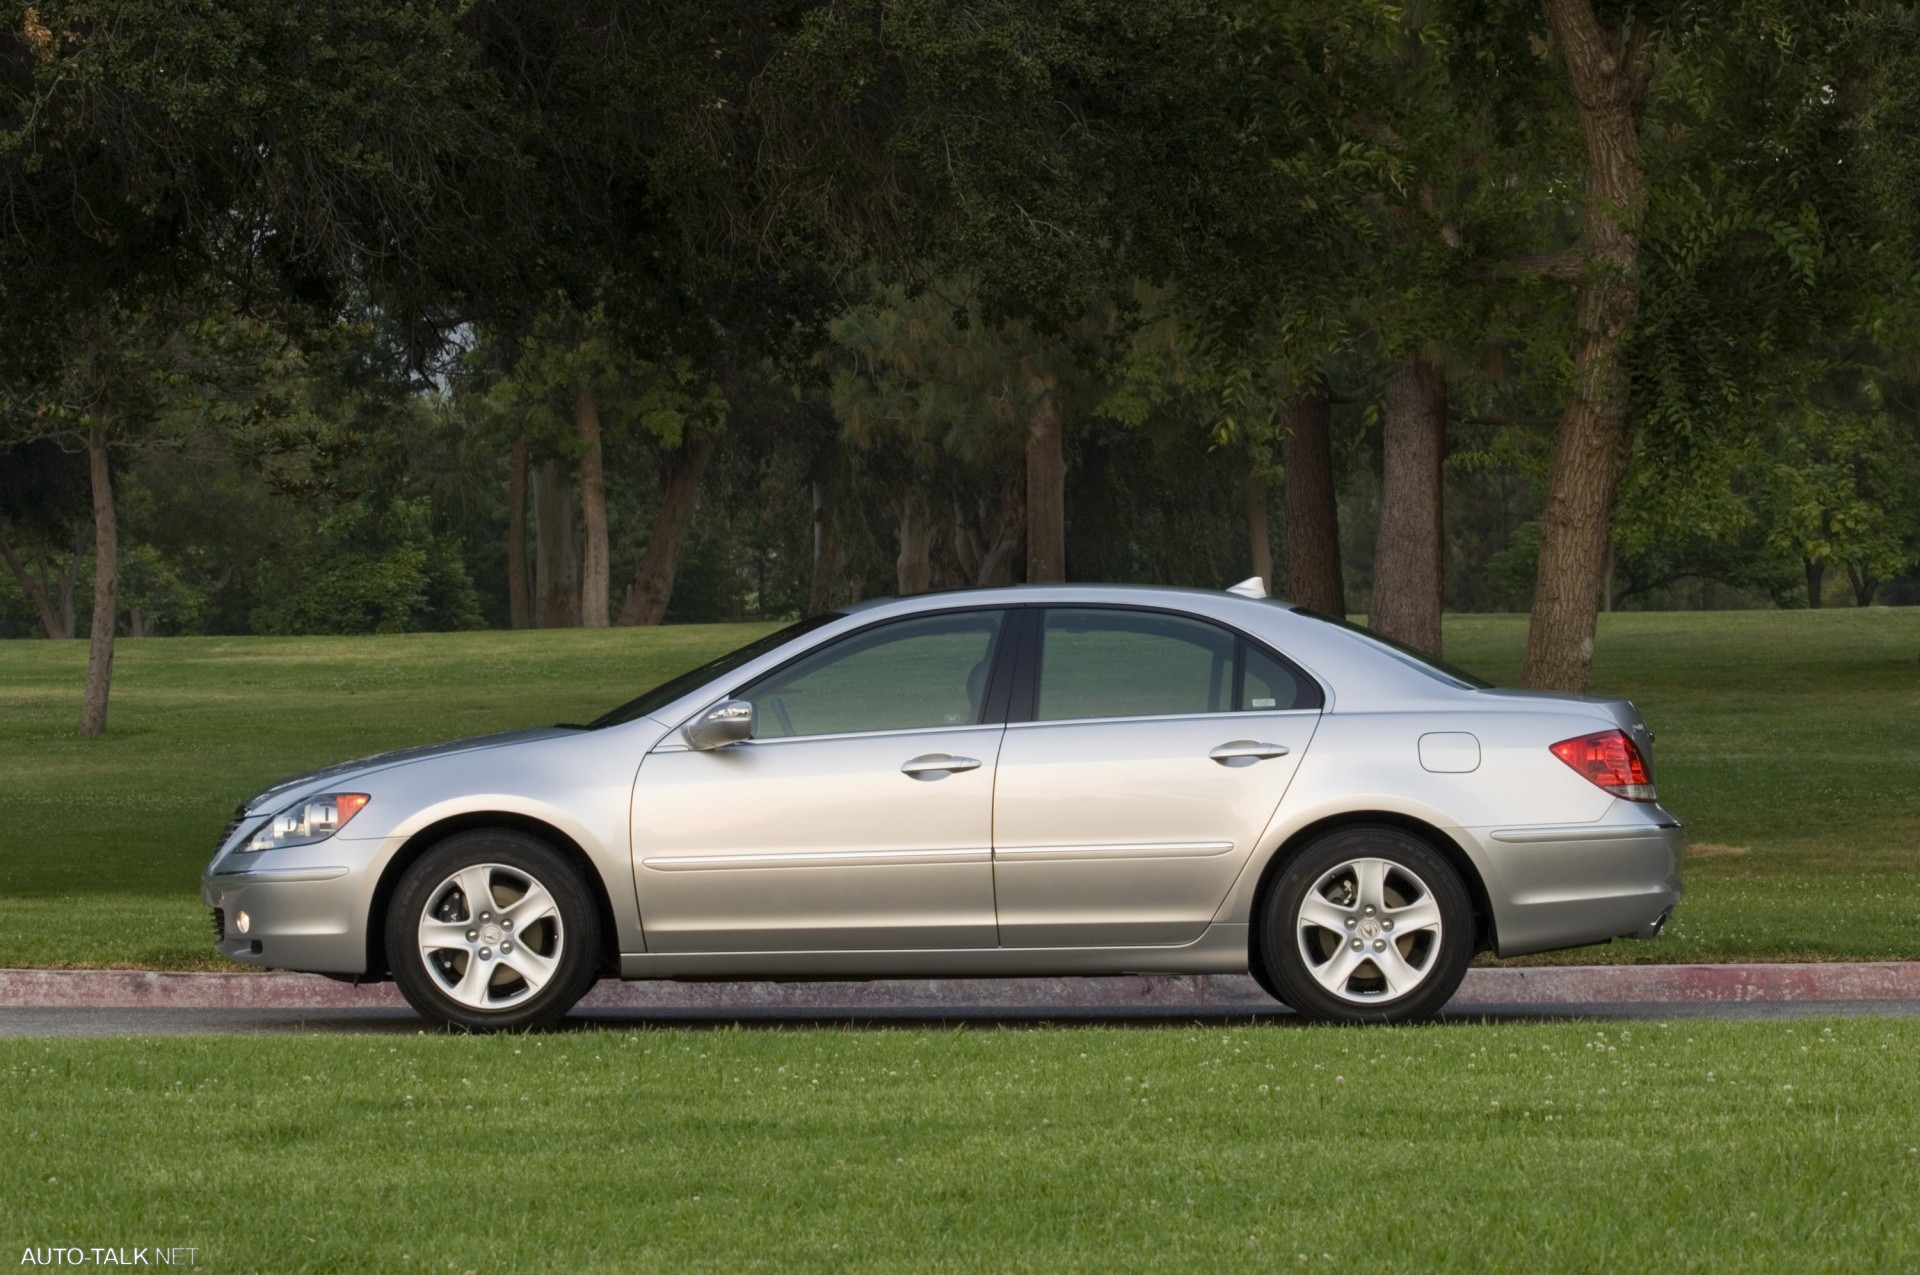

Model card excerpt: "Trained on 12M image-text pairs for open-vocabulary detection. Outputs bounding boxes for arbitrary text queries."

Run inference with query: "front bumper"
[1465,803,1685,958]
[202,858,369,974]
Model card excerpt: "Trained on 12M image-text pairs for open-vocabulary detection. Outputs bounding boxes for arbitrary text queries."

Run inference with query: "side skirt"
[616,923,1250,981]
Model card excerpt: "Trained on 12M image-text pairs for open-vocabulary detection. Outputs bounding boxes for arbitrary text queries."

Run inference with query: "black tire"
[1257,825,1474,1025]
[386,830,601,1032]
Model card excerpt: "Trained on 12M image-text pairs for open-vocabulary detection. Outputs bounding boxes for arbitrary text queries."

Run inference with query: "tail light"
[1550,729,1656,801]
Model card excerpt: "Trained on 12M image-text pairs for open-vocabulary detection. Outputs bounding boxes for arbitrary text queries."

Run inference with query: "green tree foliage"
[3,0,1919,667]
[251,498,482,636]
[1761,405,1920,608]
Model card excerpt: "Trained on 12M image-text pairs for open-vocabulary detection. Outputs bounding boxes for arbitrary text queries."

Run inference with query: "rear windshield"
[586,614,841,729]
[1293,610,1492,690]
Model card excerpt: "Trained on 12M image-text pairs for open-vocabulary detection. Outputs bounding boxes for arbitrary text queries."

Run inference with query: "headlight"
[240,793,369,852]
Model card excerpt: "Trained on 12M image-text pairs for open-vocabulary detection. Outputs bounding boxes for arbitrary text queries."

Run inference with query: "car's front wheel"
[1257,825,1474,1024]
[386,830,601,1032]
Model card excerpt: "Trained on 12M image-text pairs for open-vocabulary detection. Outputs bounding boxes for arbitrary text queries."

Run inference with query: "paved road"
[6,999,1920,1036]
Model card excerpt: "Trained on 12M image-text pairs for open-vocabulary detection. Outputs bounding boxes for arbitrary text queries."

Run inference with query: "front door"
[991,606,1321,947]
[633,609,1010,952]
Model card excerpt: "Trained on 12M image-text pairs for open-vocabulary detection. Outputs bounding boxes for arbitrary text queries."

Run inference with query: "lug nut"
[1363,905,1376,916]
[479,947,492,960]
[501,942,513,954]
[502,919,513,932]
[480,911,492,921]
[466,930,477,942]
[1381,919,1394,932]
[1350,938,1364,951]
[1344,916,1357,929]
[1373,940,1387,952]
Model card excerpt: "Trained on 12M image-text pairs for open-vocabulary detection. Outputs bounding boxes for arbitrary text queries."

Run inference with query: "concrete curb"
[3,963,1918,1013]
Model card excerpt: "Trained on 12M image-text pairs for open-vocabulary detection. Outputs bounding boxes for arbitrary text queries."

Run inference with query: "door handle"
[1208,740,1290,764]
[901,753,982,778]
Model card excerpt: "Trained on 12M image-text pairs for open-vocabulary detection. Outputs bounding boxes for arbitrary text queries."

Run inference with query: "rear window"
[1033,607,1322,720]
[1293,610,1492,689]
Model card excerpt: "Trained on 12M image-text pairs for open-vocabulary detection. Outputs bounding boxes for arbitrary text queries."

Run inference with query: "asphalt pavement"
[6,998,1920,1036]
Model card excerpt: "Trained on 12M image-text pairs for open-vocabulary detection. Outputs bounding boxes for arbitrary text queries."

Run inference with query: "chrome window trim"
[639,596,1333,739]
[649,721,1006,755]
[1004,708,1320,732]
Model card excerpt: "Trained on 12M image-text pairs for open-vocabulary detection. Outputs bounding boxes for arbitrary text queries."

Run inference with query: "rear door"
[990,606,1322,947]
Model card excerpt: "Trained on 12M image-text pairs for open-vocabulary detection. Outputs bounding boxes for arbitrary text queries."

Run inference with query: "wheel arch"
[1245,811,1497,991]
[365,812,621,980]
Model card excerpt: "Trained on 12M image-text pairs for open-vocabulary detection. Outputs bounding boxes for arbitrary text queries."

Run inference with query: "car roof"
[839,583,1303,614]
[630,582,1523,733]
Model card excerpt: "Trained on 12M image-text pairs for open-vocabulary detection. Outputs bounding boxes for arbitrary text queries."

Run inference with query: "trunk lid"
[1473,687,1658,775]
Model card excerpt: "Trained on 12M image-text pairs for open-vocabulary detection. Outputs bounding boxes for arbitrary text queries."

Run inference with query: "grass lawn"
[5,1018,1918,1271]
[0,608,1916,969]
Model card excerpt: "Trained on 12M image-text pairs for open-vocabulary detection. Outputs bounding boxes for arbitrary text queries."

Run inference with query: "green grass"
[1,609,1916,969]
[5,1020,1918,1271]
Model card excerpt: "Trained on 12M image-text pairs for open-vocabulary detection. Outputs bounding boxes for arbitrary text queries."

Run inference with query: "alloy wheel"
[1295,856,1444,1003]
[417,862,565,1011]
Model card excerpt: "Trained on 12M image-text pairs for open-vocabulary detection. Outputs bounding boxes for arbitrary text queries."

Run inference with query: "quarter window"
[742,611,1006,738]
[1242,644,1312,712]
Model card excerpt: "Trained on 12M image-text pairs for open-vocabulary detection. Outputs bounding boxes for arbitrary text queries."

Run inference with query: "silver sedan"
[202,583,1683,1029]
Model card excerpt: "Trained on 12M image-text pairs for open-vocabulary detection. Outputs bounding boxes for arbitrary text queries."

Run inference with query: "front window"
[586,614,840,729]
[743,610,1007,738]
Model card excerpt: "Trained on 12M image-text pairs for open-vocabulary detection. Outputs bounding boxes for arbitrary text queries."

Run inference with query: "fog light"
[234,910,252,935]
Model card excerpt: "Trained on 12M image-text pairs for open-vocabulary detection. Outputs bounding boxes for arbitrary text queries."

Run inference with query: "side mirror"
[685,699,754,751]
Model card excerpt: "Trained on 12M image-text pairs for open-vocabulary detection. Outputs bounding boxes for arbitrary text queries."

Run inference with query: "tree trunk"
[57,521,86,637]
[1522,0,1654,692]
[807,478,842,615]
[1023,364,1065,583]
[1370,355,1447,656]
[1282,373,1345,617]
[1243,462,1274,593]
[506,441,531,630]
[533,457,580,628]
[896,490,932,595]
[1847,565,1878,608]
[975,473,1024,587]
[1804,558,1824,609]
[79,428,117,737]
[573,381,609,627]
[0,529,66,639]
[617,435,715,626]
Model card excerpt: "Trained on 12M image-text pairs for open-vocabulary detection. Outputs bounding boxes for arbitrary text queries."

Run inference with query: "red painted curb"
[1,963,1917,1013]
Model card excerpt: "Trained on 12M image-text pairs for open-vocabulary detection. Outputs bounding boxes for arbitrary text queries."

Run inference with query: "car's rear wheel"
[1258,825,1473,1024]
[386,830,600,1032]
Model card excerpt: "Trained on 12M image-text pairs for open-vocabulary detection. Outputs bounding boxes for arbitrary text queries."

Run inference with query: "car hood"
[240,727,580,814]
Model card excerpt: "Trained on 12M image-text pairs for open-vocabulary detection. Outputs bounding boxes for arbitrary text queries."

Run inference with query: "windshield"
[585,614,841,729]
[1292,609,1493,690]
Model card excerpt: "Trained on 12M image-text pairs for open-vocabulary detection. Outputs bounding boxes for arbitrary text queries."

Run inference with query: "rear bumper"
[1464,805,1685,958]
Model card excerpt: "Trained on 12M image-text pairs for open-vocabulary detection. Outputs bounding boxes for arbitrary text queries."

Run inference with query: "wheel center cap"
[1358,918,1381,939]
[479,922,504,946]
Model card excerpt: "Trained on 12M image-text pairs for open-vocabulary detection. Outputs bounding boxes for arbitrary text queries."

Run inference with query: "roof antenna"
[1225,576,1268,599]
